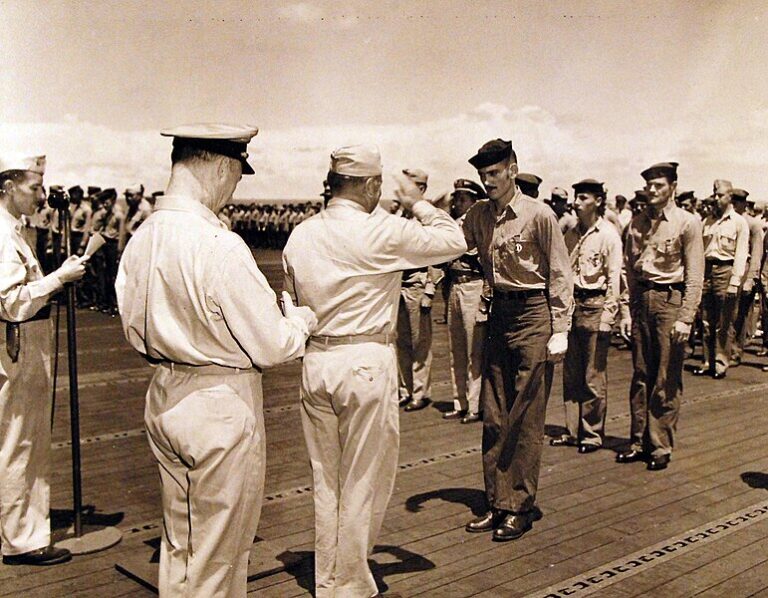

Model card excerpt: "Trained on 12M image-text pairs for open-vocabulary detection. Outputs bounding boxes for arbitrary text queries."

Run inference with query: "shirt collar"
[0,205,23,233]
[494,186,523,219]
[154,196,225,228]
[327,197,369,213]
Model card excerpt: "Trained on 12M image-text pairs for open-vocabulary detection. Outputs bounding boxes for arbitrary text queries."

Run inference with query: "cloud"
[4,103,767,202]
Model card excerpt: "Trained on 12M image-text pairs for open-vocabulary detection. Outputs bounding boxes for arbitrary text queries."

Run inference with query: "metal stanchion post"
[55,203,122,554]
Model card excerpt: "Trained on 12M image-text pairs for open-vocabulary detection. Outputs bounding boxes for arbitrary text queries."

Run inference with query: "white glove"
[55,254,89,284]
[546,331,568,362]
[281,291,318,335]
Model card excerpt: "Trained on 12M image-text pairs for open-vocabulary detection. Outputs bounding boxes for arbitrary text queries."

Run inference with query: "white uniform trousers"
[301,341,399,598]
[0,319,53,555]
[448,279,485,414]
[144,365,265,598]
[396,285,433,402]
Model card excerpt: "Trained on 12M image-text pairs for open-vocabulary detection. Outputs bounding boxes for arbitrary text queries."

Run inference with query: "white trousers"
[0,319,53,556]
[144,365,265,598]
[301,341,400,598]
[448,280,485,414]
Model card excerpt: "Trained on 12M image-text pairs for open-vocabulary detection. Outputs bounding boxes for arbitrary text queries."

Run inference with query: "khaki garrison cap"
[329,145,382,177]
[402,168,429,186]
[0,154,46,176]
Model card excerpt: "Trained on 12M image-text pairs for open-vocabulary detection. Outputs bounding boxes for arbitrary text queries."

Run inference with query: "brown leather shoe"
[647,454,670,471]
[442,409,467,420]
[616,449,646,463]
[492,512,533,542]
[465,509,506,533]
[2,545,72,566]
[460,412,481,424]
[404,398,429,412]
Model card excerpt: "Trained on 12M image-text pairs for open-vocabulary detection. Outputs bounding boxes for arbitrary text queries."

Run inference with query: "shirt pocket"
[498,233,536,271]
[717,230,737,255]
[578,250,605,282]
[651,237,682,272]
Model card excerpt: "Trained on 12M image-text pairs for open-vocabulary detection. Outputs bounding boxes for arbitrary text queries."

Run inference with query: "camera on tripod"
[47,185,69,210]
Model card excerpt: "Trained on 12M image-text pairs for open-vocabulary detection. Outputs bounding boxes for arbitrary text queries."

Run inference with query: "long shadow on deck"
[277,545,435,595]
[405,487,487,516]
[741,471,768,489]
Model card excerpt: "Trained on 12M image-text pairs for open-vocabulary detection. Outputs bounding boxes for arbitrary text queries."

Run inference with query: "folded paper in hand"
[84,233,106,257]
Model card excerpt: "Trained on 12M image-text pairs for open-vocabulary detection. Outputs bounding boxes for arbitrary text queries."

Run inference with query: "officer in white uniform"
[0,154,88,566]
[283,145,466,598]
[116,124,317,597]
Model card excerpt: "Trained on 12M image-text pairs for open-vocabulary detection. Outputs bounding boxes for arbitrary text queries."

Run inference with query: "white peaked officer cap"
[160,124,259,175]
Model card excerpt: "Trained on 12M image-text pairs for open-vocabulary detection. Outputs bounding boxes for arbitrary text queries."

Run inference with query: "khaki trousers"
[447,279,485,413]
[144,365,265,598]
[396,285,433,402]
[629,288,685,458]
[562,297,609,446]
[701,262,738,374]
[0,319,52,556]
[482,294,552,514]
[301,341,399,598]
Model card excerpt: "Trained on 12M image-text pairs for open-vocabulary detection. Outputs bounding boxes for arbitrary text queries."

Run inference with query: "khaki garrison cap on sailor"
[329,145,382,177]
[161,123,259,175]
[402,168,429,186]
[0,154,46,176]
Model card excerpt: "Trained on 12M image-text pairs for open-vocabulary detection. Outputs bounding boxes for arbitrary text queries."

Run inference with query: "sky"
[2,0,767,201]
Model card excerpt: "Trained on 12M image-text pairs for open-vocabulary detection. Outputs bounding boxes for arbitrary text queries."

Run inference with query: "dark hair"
[0,170,27,190]
[327,170,372,196]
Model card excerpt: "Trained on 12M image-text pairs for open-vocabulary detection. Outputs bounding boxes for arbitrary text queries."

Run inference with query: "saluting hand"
[55,254,89,284]
[393,173,425,211]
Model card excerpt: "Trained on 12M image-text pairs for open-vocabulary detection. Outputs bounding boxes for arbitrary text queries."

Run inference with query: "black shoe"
[616,449,646,463]
[403,398,429,412]
[692,366,710,376]
[713,370,727,379]
[647,454,670,471]
[549,435,576,447]
[460,412,481,424]
[756,348,768,357]
[465,509,506,533]
[492,512,533,542]
[578,443,600,454]
[398,396,410,407]
[2,546,72,566]
[442,409,467,420]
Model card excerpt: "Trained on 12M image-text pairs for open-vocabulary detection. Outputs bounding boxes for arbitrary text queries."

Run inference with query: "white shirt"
[283,197,466,337]
[116,196,309,369]
[0,207,62,322]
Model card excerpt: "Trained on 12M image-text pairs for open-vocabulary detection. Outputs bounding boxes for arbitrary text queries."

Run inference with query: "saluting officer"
[442,178,487,424]
[550,179,623,453]
[117,124,316,597]
[619,162,704,471]
[730,189,764,365]
[0,155,88,566]
[462,139,573,542]
[283,145,465,597]
[693,179,749,379]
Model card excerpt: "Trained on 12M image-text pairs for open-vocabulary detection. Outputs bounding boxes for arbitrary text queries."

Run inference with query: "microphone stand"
[55,203,122,554]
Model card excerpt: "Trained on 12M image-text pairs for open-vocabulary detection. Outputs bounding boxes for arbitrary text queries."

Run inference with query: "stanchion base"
[115,536,303,593]
[56,526,123,555]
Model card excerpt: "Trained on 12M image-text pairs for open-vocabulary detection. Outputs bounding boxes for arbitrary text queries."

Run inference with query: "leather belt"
[573,287,606,300]
[1,304,51,324]
[638,281,685,292]
[452,273,483,284]
[706,258,734,266]
[152,360,253,375]
[309,332,394,347]
[493,288,545,301]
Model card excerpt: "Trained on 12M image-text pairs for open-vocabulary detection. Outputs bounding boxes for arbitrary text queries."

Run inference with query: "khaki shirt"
[116,196,310,369]
[0,208,62,322]
[702,205,749,287]
[564,216,623,331]
[742,213,764,285]
[448,213,483,278]
[283,198,466,337]
[624,201,704,324]
[462,188,573,334]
